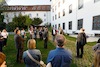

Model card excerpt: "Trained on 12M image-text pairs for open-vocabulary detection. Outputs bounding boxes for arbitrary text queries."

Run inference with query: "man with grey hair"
[47,34,72,67]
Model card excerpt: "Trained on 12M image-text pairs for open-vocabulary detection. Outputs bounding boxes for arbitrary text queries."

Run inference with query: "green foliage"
[12,14,26,28]
[24,15,32,28]
[7,14,43,31]
[32,18,42,25]
[0,11,6,30]
[7,22,16,31]
[4,34,55,67]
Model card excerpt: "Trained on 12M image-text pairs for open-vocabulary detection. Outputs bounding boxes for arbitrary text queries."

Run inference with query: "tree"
[0,11,6,30]
[24,15,33,29]
[12,14,27,29]
[7,22,15,31]
[32,18,42,25]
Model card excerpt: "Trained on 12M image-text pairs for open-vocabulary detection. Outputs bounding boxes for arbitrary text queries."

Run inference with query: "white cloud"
[7,0,51,5]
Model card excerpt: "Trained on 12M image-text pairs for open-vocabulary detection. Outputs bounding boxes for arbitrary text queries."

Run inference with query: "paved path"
[69,34,99,42]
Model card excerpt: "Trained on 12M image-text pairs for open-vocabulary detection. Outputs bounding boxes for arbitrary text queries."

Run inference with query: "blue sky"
[6,0,51,5]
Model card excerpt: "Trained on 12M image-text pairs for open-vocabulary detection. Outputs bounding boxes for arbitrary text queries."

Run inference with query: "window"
[77,19,83,30]
[14,12,16,17]
[37,13,38,16]
[69,4,72,13]
[55,6,56,11]
[63,9,65,16]
[63,0,65,3]
[92,15,100,30]
[52,8,54,12]
[55,14,57,20]
[53,25,54,27]
[29,14,32,17]
[58,12,60,18]
[58,24,60,28]
[52,16,54,21]
[44,19,46,22]
[69,21,72,30]
[94,0,100,3]
[55,24,57,29]
[58,2,60,7]
[78,0,83,9]
[63,23,65,30]
[44,13,46,17]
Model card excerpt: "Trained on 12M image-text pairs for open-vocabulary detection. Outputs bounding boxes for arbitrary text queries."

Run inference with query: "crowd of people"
[0,26,100,67]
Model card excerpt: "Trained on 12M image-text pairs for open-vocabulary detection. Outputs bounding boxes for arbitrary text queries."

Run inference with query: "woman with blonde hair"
[23,39,42,67]
[0,52,6,67]
[93,50,100,67]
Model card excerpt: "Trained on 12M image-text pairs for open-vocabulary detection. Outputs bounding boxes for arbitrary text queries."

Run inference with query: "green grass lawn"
[3,32,97,67]
[3,34,55,67]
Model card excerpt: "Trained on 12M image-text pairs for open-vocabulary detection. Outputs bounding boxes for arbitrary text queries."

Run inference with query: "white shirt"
[21,30,25,35]
[53,29,55,35]
[1,32,8,38]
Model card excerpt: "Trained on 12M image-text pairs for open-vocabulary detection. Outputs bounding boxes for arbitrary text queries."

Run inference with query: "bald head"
[55,34,66,47]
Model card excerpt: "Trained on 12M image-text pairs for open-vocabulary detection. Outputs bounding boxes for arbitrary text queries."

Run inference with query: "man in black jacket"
[76,28,87,58]
[43,27,48,49]
[14,29,25,63]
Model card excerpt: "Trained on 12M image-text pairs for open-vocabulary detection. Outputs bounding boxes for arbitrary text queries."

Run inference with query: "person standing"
[29,26,34,39]
[23,39,42,67]
[39,28,43,40]
[58,27,63,35]
[1,29,8,46]
[0,31,4,52]
[52,27,56,42]
[93,38,100,52]
[14,27,19,34]
[92,50,100,67]
[34,27,37,39]
[76,28,87,58]
[43,27,48,49]
[14,29,25,63]
[21,28,26,38]
[47,34,72,67]
[0,52,6,67]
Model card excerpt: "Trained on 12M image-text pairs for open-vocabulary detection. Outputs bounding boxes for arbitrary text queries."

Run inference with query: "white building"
[3,0,51,25]
[3,11,51,25]
[51,0,100,36]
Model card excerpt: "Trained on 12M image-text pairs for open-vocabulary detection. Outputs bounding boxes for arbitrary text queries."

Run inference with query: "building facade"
[3,11,51,25]
[51,0,100,36]
[3,0,51,25]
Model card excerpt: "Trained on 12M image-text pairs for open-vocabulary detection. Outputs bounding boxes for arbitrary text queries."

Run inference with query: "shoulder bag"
[26,51,46,67]
[46,62,52,67]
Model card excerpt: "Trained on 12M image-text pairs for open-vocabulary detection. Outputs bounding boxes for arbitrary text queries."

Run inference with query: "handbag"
[26,51,46,67]
[46,62,52,67]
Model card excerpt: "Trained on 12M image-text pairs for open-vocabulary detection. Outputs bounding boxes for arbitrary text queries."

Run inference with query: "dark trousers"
[76,42,84,57]
[39,33,43,40]
[0,41,3,52]
[52,35,55,42]
[3,38,7,46]
[44,38,48,49]
[16,48,23,63]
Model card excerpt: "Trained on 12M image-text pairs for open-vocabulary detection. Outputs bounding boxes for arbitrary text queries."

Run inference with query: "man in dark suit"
[43,27,48,49]
[14,29,25,63]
